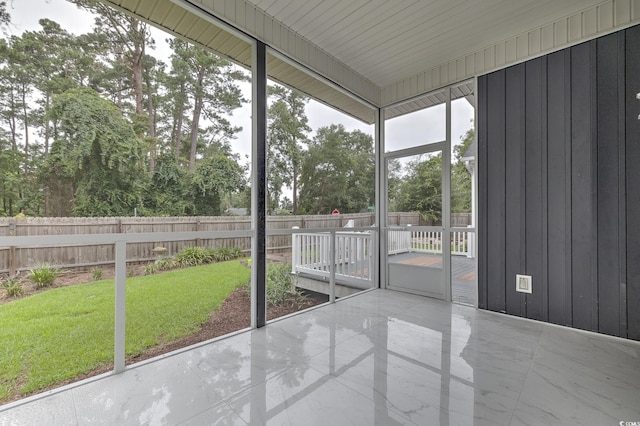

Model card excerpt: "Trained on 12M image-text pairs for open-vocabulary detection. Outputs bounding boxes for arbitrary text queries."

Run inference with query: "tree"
[46,88,147,216]
[165,39,245,171]
[451,128,474,214]
[0,1,10,32]
[70,0,152,116]
[191,152,245,216]
[144,153,191,216]
[298,124,374,214]
[267,86,310,214]
[0,4,248,217]
[394,153,443,225]
[390,127,473,224]
[0,129,22,216]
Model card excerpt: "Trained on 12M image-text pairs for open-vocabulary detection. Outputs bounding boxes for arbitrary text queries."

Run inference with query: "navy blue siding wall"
[478,25,639,340]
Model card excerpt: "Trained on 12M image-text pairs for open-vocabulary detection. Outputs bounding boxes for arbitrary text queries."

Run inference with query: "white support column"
[291,226,299,273]
[114,240,126,373]
[443,87,452,303]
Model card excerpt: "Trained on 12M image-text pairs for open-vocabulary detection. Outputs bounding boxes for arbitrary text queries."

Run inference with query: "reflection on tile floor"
[1,289,639,425]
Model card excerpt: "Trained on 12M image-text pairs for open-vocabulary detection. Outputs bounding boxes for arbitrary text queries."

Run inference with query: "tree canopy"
[298,124,374,215]
[0,4,247,217]
[389,127,473,224]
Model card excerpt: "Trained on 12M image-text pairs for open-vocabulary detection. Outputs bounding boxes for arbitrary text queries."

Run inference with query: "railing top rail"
[0,230,253,248]
[293,230,374,237]
[272,227,377,236]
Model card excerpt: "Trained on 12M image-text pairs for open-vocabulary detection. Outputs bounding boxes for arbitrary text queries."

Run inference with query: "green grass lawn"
[0,260,250,403]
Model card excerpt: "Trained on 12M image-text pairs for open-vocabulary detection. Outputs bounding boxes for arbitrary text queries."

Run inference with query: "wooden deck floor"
[388,252,476,305]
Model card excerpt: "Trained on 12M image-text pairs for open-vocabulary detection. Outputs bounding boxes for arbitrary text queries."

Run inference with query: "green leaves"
[47,88,147,216]
[298,124,375,214]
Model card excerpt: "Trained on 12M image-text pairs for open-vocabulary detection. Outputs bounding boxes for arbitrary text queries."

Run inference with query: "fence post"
[9,246,16,277]
[7,221,16,276]
[195,218,201,247]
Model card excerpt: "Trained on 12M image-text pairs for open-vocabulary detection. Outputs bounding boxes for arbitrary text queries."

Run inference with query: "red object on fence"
[332,209,340,215]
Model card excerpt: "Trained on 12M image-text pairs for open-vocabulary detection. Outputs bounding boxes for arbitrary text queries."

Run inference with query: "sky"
[7,0,474,176]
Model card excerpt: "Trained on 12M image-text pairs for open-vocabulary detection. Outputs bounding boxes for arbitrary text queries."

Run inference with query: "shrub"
[266,263,299,306]
[143,263,158,275]
[2,278,24,298]
[216,247,233,262]
[92,267,103,281]
[29,263,60,289]
[175,246,213,267]
[230,247,244,258]
[143,257,176,275]
[156,257,176,271]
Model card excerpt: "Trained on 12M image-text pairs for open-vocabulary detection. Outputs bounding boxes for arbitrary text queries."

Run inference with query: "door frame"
[382,142,451,299]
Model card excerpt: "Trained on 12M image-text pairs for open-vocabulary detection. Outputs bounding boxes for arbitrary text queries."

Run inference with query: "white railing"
[387,229,474,257]
[292,230,375,288]
[291,227,474,287]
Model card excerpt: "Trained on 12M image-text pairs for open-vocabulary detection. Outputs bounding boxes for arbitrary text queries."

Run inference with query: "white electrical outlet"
[516,274,532,293]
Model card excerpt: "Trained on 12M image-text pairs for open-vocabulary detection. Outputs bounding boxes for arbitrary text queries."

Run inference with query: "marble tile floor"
[1,289,639,425]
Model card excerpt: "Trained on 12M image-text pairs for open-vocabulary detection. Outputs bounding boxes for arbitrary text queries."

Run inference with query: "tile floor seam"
[221,400,249,426]
[506,324,546,426]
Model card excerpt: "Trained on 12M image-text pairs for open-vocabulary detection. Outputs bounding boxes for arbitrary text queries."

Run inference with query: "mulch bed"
[129,286,328,362]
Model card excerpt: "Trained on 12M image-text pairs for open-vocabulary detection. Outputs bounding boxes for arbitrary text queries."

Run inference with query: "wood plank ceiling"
[246,0,604,87]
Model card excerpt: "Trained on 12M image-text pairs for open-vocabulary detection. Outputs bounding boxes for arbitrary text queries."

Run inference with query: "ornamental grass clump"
[2,278,24,298]
[29,263,60,289]
[175,246,214,267]
[266,263,300,306]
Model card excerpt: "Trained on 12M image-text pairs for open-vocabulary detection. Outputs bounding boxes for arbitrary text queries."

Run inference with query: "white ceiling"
[244,0,604,88]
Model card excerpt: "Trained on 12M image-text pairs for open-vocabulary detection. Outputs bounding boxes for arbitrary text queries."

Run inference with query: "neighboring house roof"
[461,141,475,163]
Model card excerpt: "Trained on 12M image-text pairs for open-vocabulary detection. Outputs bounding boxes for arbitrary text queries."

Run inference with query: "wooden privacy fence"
[0,212,423,274]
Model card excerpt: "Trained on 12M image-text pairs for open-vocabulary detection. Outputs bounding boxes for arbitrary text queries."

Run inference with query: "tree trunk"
[21,83,29,174]
[189,70,205,172]
[132,37,144,115]
[44,93,50,155]
[145,72,156,172]
[292,168,298,215]
[189,98,202,171]
[174,81,185,161]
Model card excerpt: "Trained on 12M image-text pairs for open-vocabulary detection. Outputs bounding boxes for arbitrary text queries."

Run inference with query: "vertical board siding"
[478,24,638,340]
[504,64,526,317]
[485,72,507,312]
[524,57,546,321]
[477,75,489,310]
[596,32,623,336]
[546,49,571,326]
[570,41,598,332]
[625,24,640,340]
